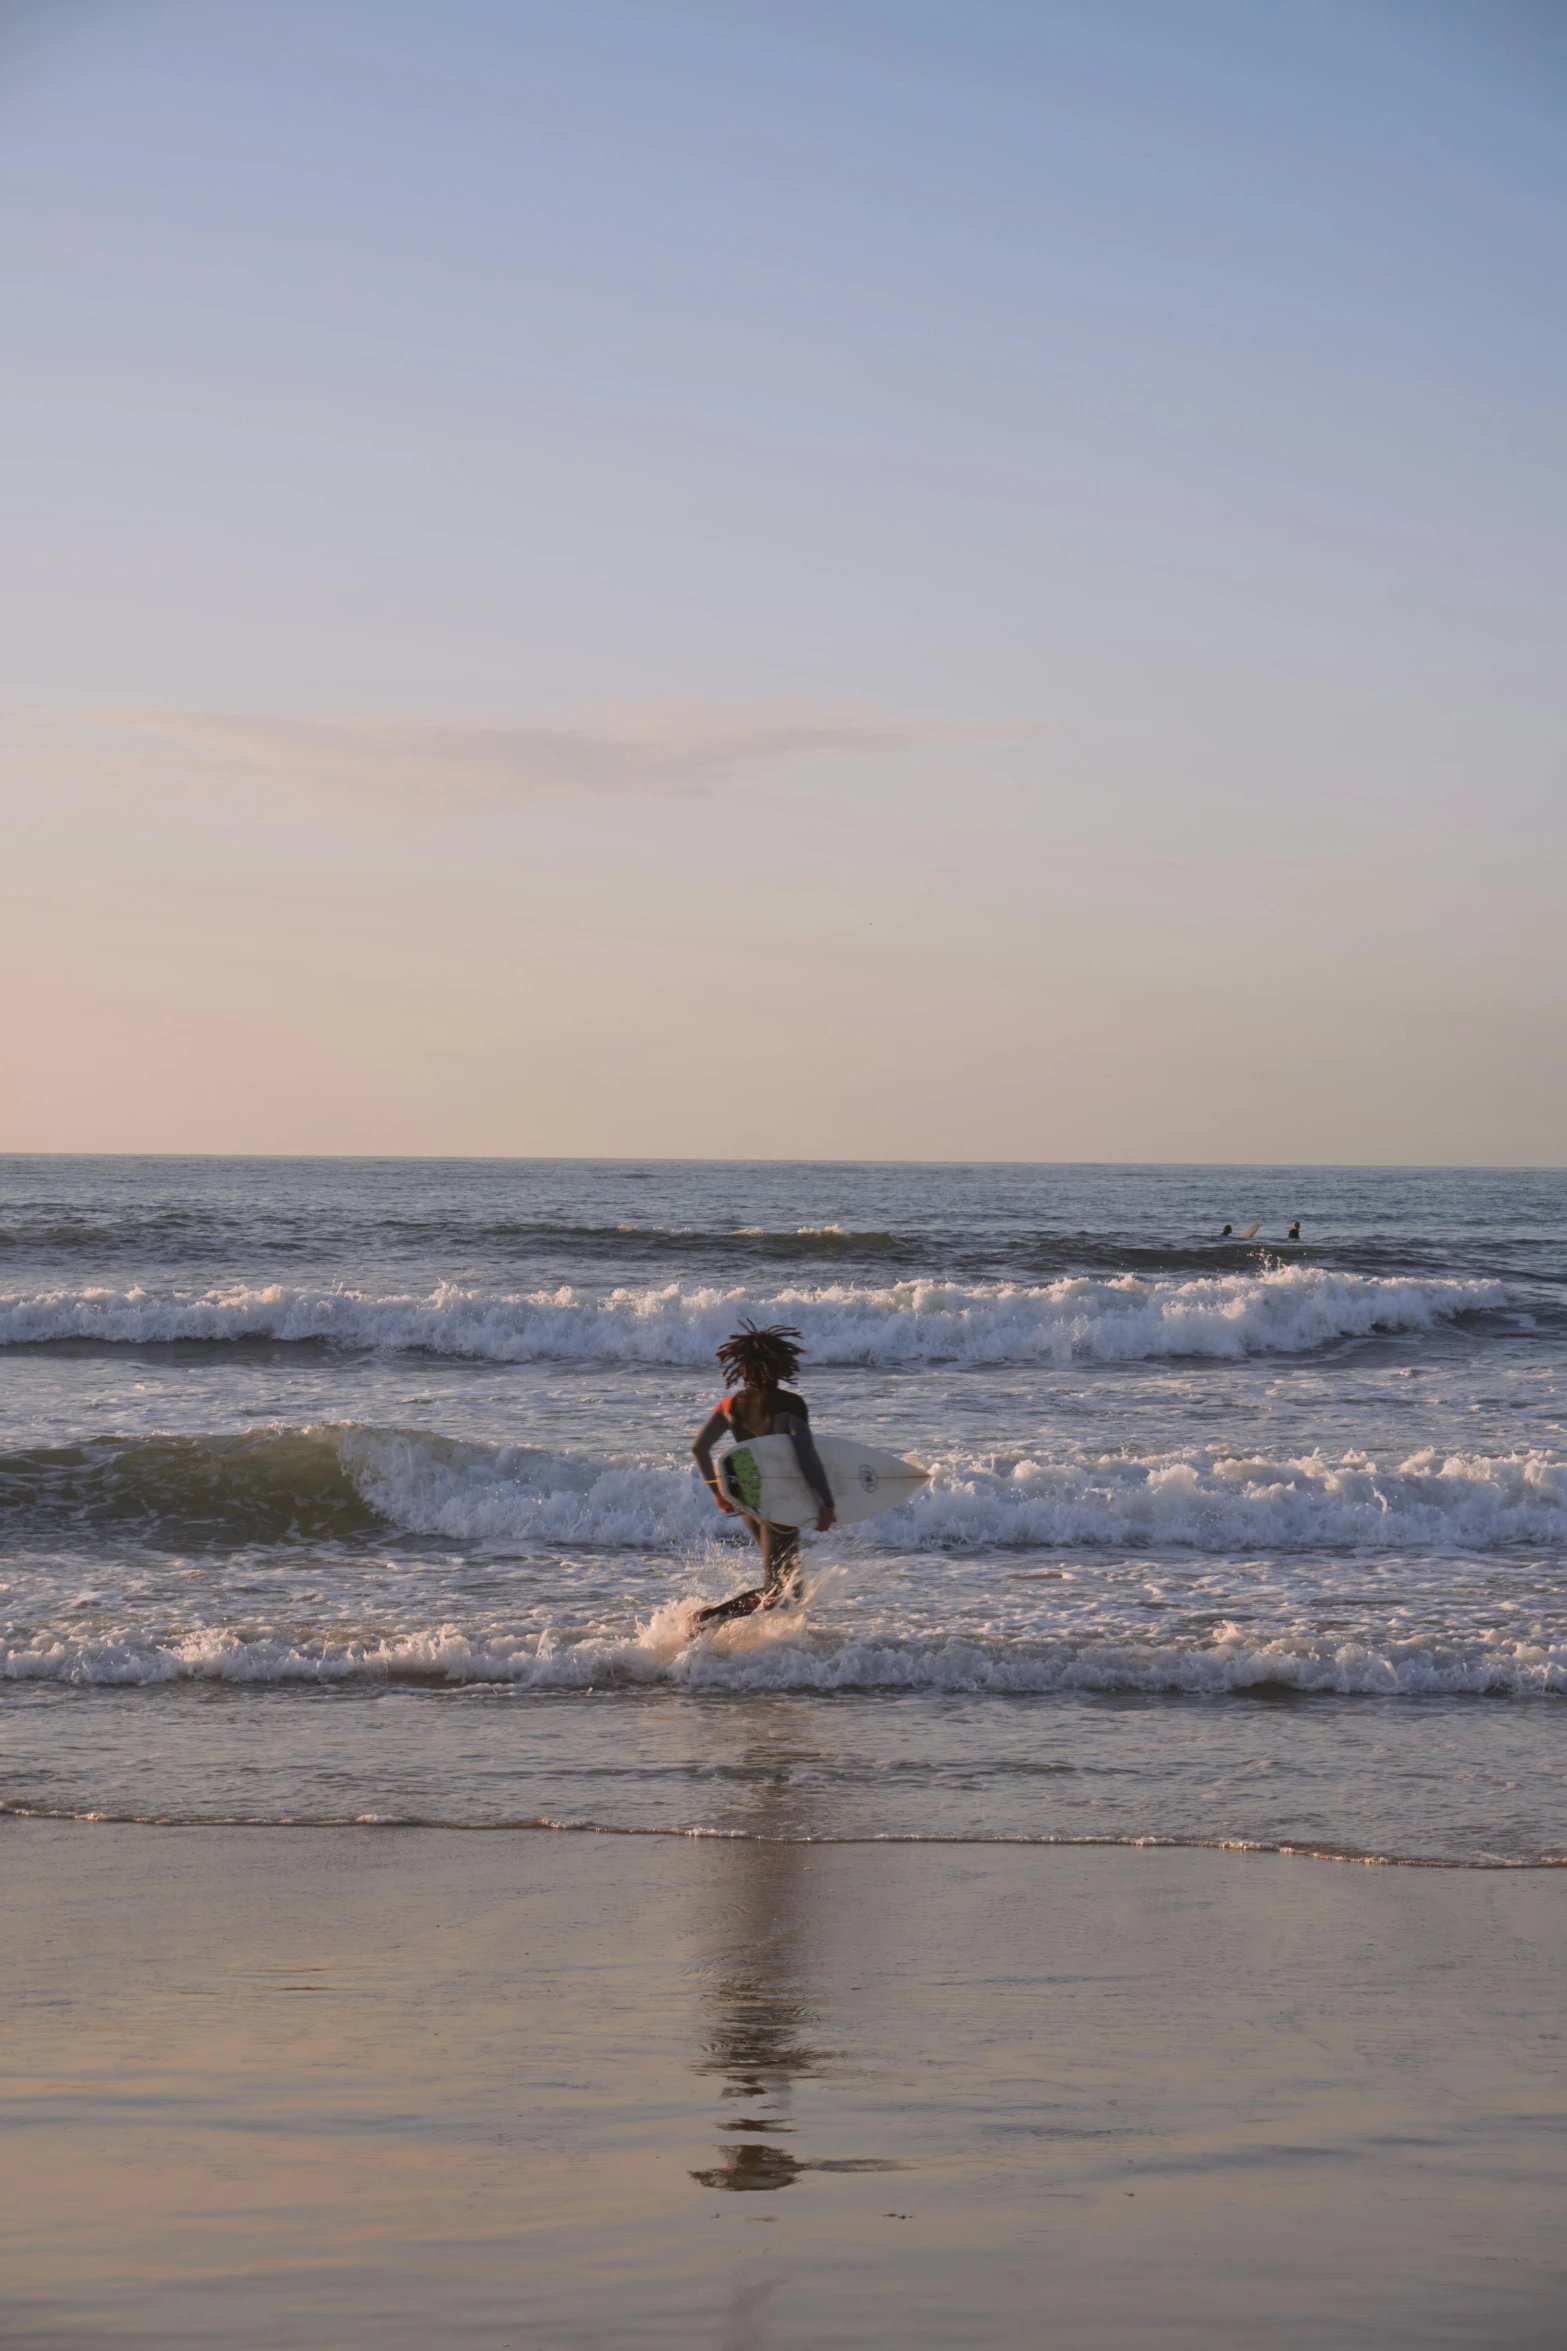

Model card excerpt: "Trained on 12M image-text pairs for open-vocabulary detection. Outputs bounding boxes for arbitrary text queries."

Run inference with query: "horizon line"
[1,1152,1562,1174]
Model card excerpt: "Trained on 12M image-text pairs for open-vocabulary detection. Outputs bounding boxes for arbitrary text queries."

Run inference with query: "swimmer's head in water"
[716,1317,805,1392]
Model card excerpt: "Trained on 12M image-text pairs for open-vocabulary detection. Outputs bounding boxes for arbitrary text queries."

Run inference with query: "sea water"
[1,1157,1562,1864]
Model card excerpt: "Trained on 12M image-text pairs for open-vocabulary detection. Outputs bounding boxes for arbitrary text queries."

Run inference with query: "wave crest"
[0,1266,1506,1364]
[3,1423,1562,1556]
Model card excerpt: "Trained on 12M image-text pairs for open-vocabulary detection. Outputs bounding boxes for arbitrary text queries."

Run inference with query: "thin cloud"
[109,705,1025,810]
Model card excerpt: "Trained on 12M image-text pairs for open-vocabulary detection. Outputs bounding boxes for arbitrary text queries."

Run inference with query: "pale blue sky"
[3,1,1563,1157]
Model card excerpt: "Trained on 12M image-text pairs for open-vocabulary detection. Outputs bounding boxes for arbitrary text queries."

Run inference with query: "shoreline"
[4,1806,1567,1866]
[6,1819,1564,2347]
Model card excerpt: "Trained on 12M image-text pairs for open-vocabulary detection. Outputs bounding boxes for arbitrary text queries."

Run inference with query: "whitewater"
[0,1262,1509,1360]
[2,1157,1563,1861]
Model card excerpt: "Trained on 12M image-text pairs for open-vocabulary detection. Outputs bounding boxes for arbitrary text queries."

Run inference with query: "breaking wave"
[350,1427,1567,1555]
[4,1423,1563,1555]
[0,1266,1507,1364]
[1,1427,382,1544]
[5,1613,1564,1695]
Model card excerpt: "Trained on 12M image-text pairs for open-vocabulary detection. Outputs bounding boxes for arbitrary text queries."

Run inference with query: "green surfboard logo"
[727,1447,763,1512]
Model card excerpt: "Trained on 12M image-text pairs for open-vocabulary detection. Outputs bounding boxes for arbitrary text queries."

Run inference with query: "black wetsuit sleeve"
[776,1411,834,1515]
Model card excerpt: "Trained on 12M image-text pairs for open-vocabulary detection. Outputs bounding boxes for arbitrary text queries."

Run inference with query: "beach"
[3,1156,1564,2342]
[5,1822,1564,2348]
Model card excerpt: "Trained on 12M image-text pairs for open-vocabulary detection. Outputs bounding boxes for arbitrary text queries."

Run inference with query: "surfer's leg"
[690,1511,768,1628]
[691,1522,801,1628]
[758,1521,802,1608]
[691,1585,766,1628]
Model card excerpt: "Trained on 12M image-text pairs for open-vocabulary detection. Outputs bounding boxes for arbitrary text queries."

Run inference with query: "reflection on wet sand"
[687,1706,901,2198]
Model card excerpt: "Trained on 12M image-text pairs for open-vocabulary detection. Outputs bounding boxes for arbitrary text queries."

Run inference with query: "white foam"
[341,1429,722,1550]
[4,1617,1563,1695]
[898,1444,1567,1553]
[0,1266,1505,1365]
[336,1426,1567,1555]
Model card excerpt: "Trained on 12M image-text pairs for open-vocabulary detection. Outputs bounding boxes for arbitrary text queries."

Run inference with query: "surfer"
[689,1318,836,1629]
[1288,1220,1301,1241]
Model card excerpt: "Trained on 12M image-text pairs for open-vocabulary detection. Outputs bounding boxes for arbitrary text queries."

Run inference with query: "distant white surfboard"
[718,1433,930,1529]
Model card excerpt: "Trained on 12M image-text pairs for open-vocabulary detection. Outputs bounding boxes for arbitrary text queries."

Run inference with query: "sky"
[2,0,1563,1161]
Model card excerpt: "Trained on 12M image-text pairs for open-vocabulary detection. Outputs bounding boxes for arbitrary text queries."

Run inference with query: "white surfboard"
[718,1433,929,1529]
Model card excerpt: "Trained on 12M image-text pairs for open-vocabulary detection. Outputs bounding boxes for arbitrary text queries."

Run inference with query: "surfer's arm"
[691,1409,738,1513]
[777,1411,836,1530]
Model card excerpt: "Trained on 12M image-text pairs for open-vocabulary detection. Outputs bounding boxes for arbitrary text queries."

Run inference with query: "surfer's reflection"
[689,1827,822,2193]
[687,1712,898,2200]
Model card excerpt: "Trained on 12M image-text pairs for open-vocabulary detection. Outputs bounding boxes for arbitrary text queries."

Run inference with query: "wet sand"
[2,1823,1563,2349]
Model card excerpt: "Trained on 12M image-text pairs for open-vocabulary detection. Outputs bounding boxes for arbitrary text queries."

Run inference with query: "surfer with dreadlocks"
[689,1318,836,1628]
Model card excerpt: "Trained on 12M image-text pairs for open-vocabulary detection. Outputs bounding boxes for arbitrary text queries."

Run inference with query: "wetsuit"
[691,1389,835,1627]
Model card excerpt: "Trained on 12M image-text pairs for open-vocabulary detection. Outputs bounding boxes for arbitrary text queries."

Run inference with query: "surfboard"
[718,1433,929,1529]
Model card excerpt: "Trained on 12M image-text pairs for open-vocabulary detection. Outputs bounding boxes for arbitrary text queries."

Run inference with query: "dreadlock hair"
[715,1317,804,1394]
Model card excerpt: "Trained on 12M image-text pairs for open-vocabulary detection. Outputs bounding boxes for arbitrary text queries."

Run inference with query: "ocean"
[2,1157,1562,1865]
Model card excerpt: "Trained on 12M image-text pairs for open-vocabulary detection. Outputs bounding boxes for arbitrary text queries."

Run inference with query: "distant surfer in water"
[689,1318,836,1629]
